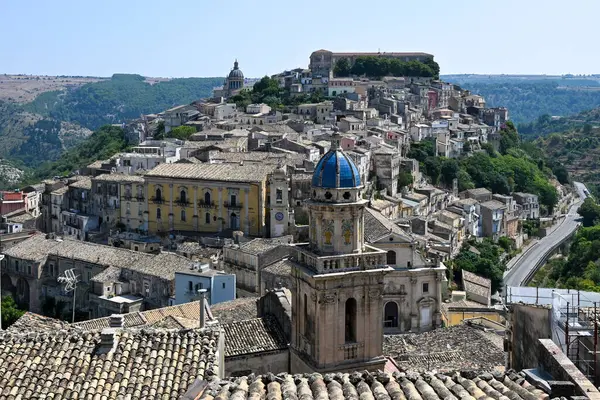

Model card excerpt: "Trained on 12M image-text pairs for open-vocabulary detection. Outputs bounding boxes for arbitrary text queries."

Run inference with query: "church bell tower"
[269,163,291,238]
[290,132,392,373]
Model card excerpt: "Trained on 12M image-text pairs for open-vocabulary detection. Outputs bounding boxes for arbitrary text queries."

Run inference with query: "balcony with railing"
[150,197,164,204]
[340,342,361,360]
[175,198,190,207]
[136,195,145,202]
[123,193,132,201]
[224,201,243,210]
[197,200,216,208]
[294,244,387,274]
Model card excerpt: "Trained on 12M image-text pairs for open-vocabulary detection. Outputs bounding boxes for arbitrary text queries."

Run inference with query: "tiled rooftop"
[6,312,69,333]
[93,173,145,182]
[237,236,292,255]
[462,270,492,299]
[4,235,193,279]
[383,325,505,373]
[222,316,288,357]
[200,370,548,400]
[210,297,259,324]
[480,200,506,210]
[0,327,221,398]
[72,301,210,331]
[68,177,92,189]
[144,162,275,183]
[364,207,412,243]
[263,258,295,277]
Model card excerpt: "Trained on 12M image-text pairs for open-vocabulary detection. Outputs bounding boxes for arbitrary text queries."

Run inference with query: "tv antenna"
[58,268,80,323]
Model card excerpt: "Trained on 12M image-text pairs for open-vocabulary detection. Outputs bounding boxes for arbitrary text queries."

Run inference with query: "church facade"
[288,133,447,373]
[289,133,392,373]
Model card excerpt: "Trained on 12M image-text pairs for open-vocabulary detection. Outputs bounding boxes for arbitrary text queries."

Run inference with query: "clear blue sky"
[1,0,598,78]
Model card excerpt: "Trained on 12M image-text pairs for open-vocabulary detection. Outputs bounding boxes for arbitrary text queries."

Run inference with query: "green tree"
[578,198,600,227]
[424,157,441,185]
[333,58,351,77]
[397,170,413,189]
[168,125,196,140]
[1,295,25,329]
[440,158,459,187]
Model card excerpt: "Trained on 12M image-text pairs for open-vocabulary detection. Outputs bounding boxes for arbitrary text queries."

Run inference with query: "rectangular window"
[28,265,32,275]
[422,282,429,294]
[188,281,193,292]
[15,260,19,271]
[222,282,226,289]
[87,272,91,282]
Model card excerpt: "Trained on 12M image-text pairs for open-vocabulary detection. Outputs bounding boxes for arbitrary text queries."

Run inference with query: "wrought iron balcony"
[197,200,216,208]
[135,195,145,202]
[150,197,164,204]
[175,198,190,207]
[123,193,132,200]
[224,201,243,210]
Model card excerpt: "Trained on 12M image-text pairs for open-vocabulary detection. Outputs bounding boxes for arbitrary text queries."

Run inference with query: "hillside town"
[0,50,595,399]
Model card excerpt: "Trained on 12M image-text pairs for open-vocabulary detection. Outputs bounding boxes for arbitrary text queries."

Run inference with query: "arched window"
[384,302,399,328]
[180,190,187,204]
[181,209,186,222]
[205,212,210,224]
[345,298,357,343]
[155,188,162,201]
[386,250,396,265]
[156,208,161,220]
[204,191,211,205]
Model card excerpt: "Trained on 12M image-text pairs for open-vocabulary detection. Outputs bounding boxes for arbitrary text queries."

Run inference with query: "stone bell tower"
[290,132,392,373]
[268,163,291,238]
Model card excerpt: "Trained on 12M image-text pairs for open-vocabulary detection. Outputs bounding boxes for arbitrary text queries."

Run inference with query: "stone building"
[221,236,293,296]
[289,133,392,373]
[371,144,401,197]
[0,233,195,317]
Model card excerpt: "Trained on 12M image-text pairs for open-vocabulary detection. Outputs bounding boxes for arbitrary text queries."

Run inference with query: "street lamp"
[0,254,5,331]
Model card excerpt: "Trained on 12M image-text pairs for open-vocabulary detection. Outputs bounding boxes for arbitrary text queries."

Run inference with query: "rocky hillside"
[0,74,222,187]
[535,107,600,194]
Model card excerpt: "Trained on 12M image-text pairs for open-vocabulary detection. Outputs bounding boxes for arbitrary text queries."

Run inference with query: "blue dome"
[312,149,361,188]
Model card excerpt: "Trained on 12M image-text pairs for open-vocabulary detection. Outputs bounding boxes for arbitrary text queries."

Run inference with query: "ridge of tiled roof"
[0,327,221,398]
[364,207,413,243]
[222,316,288,357]
[144,162,275,183]
[4,235,193,279]
[6,312,70,333]
[210,297,259,324]
[201,369,547,400]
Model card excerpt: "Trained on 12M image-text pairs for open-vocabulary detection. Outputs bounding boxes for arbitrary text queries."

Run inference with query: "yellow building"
[143,163,276,236]
[118,175,147,231]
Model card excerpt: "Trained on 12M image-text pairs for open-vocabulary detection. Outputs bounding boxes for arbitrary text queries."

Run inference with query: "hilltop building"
[213,59,245,98]
[309,49,434,78]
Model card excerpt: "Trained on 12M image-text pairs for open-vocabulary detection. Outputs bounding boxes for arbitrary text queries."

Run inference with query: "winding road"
[502,182,588,287]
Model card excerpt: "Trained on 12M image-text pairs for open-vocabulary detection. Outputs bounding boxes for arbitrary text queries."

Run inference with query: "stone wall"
[259,290,292,341]
[538,339,600,399]
[510,304,551,371]
[225,350,289,376]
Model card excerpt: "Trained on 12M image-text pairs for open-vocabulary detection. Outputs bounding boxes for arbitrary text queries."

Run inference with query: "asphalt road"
[502,182,588,287]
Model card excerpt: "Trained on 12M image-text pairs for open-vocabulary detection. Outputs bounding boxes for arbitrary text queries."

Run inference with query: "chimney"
[198,289,208,329]
[97,314,123,354]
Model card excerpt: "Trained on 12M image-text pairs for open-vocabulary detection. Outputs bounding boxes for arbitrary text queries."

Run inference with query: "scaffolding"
[506,286,600,385]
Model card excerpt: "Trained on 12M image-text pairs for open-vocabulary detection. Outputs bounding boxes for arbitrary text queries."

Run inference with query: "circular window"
[343,191,351,200]
[325,191,333,199]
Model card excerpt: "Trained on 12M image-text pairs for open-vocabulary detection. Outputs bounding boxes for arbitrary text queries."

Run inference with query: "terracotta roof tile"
[222,316,288,357]
[0,327,221,398]
[200,370,547,400]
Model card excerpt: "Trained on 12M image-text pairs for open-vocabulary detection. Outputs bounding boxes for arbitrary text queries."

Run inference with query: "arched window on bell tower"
[345,298,357,343]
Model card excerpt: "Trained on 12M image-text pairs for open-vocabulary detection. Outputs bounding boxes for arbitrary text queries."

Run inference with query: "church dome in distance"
[228,60,244,79]
[312,135,361,189]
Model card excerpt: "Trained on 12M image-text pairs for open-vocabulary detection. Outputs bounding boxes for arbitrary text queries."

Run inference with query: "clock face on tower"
[275,212,284,221]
